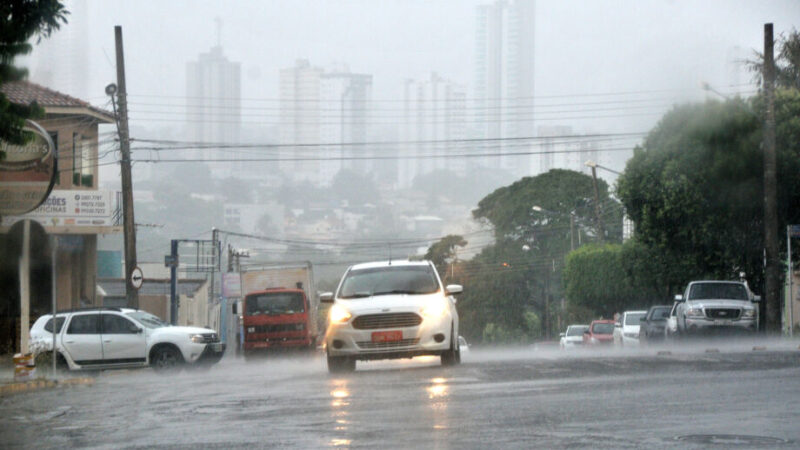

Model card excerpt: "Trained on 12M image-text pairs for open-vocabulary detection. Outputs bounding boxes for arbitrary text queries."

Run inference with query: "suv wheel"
[151,346,184,372]
[327,353,355,374]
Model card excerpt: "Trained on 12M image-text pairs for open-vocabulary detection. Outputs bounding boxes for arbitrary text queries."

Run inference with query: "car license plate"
[210,343,223,352]
[714,319,733,326]
[371,331,402,343]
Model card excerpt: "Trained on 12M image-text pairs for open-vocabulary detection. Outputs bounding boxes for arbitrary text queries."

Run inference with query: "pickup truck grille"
[356,338,420,349]
[252,323,305,333]
[705,308,741,320]
[352,313,422,330]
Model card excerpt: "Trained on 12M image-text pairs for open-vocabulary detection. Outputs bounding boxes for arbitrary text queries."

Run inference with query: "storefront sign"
[0,120,57,216]
[2,189,115,228]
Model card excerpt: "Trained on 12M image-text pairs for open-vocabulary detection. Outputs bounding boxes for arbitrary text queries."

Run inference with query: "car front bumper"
[192,342,226,365]
[326,319,452,360]
[684,317,758,334]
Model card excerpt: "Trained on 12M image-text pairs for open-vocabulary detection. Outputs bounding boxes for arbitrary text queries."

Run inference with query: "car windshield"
[688,283,749,300]
[592,323,615,334]
[245,292,305,315]
[338,265,440,299]
[625,313,645,325]
[567,326,588,336]
[650,307,671,320]
[125,311,169,329]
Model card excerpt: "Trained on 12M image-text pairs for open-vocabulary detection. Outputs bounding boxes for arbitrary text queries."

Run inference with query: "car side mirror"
[752,295,761,303]
[583,330,590,334]
[559,332,565,338]
[615,322,621,328]
[132,326,142,334]
[640,317,646,322]
[674,294,684,302]
[445,284,463,295]
[320,292,334,303]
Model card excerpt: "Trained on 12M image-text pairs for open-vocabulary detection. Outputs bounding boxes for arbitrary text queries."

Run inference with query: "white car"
[559,325,589,350]
[30,307,225,372]
[321,260,461,373]
[613,310,647,347]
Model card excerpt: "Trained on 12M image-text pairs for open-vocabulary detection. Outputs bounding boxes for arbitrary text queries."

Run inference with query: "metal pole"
[19,220,30,355]
[115,26,139,309]
[788,226,793,337]
[569,213,575,251]
[51,235,58,376]
[169,240,178,325]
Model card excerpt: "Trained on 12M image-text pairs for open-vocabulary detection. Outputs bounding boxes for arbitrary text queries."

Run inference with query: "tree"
[748,28,800,90]
[616,93,800,297]
[0,0,68,147]
[423,234,467,277]
[455,169,623,343]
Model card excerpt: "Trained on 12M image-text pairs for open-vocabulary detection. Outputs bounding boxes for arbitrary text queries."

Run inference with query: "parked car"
[320,260,461,373]
[639,305,672,344]
[664,301,680,342]
[30,307,224,372]
[613,310,647,347]
[583,320,615,346]
[560,324,589,350]
[674,280,760,337]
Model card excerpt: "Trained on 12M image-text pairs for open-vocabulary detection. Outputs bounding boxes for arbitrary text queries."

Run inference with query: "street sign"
[130,266,143,290]
[164,254,178,267]
[789,225,800,239]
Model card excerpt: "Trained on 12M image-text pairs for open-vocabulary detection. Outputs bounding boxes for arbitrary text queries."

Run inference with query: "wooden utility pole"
[589,165,605,242]
[115,26,138,308]
[763,23,780,332]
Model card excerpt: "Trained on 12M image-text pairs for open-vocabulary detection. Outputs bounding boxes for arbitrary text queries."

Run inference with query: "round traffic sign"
[130,266,144,290]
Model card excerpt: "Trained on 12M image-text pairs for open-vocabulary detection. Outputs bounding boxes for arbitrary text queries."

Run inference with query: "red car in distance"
[583,320,615,346]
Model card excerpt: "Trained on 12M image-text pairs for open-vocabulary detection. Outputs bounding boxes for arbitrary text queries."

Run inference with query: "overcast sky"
[24,0,800,165]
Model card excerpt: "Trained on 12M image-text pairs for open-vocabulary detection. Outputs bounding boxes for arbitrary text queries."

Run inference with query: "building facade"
[475,0,536,176]
[186,45,242,179]
[0,81,119,353]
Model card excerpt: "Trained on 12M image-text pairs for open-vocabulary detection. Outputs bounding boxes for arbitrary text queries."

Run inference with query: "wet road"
[2,341,800,449]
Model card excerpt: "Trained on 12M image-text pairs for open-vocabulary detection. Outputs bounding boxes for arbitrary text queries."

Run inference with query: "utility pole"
[569,213,575,251]
[763,23,780,333]
[586,161,605,242]
[114,26,138,309]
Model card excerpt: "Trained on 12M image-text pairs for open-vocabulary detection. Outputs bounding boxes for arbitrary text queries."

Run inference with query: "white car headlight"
[741,308,756,319]
[190,334,205,343]
[329,304,352,324]
[685,307,704,318]
[421,298,448,318]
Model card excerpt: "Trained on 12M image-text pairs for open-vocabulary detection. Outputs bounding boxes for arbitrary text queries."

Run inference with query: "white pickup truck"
[673,280,760,337]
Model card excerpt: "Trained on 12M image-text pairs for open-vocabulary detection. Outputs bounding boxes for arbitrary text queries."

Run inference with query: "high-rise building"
[474,0,536,177]
[279,60,372,184]
[399,73,467,189]
[186,45,241,178]
[29,0,90,100]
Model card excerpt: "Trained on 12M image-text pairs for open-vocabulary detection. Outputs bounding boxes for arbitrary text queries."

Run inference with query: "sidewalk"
[0,354,94,397]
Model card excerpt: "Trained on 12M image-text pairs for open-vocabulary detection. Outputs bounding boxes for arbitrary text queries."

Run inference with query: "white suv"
[30,307,225,372]
[320,260,461,373]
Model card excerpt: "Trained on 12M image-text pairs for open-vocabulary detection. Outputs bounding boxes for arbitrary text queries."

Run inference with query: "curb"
[0,377,94,397]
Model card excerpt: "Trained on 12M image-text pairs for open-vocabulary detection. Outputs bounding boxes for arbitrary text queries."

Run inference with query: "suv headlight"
[685,307,704,318]
[329,304,352,324]
[190,334,205,343]
[422,299,448,318]
[741,308,756,319]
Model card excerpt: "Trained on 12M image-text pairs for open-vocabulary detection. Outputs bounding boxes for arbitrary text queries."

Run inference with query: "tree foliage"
[616,91,800,294]
[0,0,68,146]
[423,234,466,277]
[748,28,800,90]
